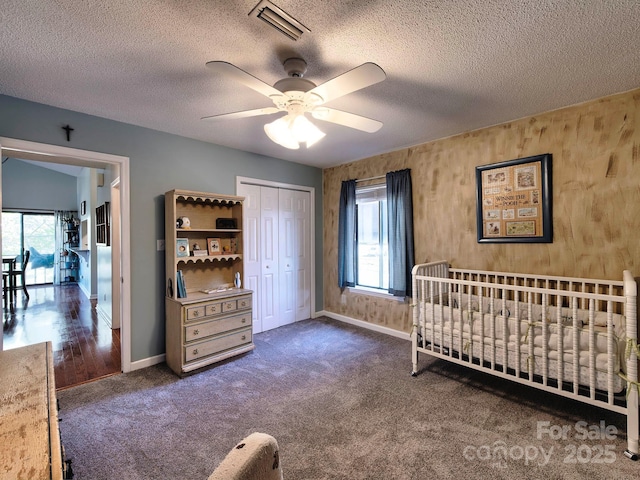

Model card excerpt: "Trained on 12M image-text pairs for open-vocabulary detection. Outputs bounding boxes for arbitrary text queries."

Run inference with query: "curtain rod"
[355,174,385,183]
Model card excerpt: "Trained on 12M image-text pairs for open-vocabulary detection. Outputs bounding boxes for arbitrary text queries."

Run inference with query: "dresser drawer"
[221,299,237,313]
[184,328,252,363]
[205,302,222,316]
[186,304,206,321]
[237,295,251,310]
[184,313,251,343]
[185,301,222,321]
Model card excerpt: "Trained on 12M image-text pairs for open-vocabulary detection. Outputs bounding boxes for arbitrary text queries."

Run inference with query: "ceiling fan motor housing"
[283,57,307,77]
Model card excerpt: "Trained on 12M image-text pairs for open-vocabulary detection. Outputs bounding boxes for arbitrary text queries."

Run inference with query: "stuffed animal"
[176,216,191,229]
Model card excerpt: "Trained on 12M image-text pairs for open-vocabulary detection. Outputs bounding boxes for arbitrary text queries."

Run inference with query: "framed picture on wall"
[80,200,86,216]
[476,153,553,243]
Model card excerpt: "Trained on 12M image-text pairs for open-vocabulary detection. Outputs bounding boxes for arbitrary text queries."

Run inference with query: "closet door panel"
[240,184,262,332]
[279,189,296,326]
[294,190,312,321]
[260,187,280,331]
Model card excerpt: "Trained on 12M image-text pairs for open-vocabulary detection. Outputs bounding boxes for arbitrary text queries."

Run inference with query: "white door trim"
[0,137,132,373]
[236,176,316,321]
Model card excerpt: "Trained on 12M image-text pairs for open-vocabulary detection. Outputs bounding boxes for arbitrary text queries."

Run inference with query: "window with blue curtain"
[337,170,414,297]
[337,179,356,288]
[386,169,414,297]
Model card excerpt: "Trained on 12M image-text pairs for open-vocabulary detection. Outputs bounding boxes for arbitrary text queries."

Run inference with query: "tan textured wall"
[323,88,640,333]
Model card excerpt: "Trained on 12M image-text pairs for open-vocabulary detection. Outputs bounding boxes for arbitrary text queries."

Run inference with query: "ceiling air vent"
[249,0,310,41]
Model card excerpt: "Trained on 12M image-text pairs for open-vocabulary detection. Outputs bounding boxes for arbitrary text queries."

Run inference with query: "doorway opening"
[0,137,131,379]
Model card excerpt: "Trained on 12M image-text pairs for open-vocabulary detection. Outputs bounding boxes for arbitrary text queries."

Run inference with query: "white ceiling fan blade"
[311,108,383,133]
[206,61,282,99]
[201,107,279,121]
[309,63,386,104]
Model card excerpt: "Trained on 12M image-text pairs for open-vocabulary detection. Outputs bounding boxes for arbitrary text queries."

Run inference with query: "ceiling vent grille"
[249,0,310,41]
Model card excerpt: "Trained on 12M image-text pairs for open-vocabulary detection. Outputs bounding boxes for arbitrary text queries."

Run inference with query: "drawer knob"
[193,311,200,317]
[241,335,246,341]
[241,318,246,323]
[193,348,199,355]
[193,329,199,336]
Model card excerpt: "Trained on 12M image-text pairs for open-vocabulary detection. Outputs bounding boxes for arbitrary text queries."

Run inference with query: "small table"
[2,257,16,306]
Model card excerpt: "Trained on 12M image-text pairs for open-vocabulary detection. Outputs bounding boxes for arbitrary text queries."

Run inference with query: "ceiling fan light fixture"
[264,114,325,149]
[291,114,325,147]
[264,116,299,149]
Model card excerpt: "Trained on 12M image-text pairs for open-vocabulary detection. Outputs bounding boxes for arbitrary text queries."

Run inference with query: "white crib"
[411,261,639,460]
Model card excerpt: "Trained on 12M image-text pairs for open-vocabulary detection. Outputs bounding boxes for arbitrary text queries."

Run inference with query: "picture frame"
[207,237,221,255]
[80,200,86,216]
[176,238,190,257]
[476,153,552,243]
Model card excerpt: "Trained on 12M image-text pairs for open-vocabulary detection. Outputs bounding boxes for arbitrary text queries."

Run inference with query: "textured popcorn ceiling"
[1,1,639,168]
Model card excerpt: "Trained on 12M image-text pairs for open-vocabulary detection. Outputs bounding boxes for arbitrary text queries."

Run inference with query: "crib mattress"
[417,303,626,392]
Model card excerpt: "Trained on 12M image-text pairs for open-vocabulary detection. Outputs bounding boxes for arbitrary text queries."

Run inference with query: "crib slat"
[438,281,444,356]
[515,290,521,377]
[527,292,534,381]
[502,285,508,374]
[556,294,564,392]
[572,297,579,394]
[588,298,596,400]
[542,291,548,386]
[606,300,614,405]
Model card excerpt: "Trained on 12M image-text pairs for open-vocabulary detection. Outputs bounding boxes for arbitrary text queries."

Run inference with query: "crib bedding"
[417,314,624,391]
[417,294,627,391]
[419,299,626,356]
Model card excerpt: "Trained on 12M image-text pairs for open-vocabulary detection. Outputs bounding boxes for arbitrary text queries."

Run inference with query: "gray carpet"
[57,317,638,479]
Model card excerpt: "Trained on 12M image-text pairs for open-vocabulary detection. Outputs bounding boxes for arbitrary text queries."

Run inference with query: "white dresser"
[165,289,254,376]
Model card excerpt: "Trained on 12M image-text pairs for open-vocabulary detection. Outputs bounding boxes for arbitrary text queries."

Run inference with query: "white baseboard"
[96,304,112,328]
[316,310,410,341]
[130,353,166,371]
[77,282,91,300]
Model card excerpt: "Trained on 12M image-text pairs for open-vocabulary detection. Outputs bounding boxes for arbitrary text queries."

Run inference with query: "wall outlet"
[157,239,165,251]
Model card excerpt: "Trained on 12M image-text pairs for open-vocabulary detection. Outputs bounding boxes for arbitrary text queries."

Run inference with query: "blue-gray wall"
[0,94,324,363]
[2,158,77,210]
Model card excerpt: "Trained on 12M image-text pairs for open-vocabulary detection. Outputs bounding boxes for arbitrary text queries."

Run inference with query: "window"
[1,211,56,284]
[355,184,388,290]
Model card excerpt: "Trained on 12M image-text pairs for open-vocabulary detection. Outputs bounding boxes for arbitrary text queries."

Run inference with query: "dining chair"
[9,249,30,300]
[2,271,8,308]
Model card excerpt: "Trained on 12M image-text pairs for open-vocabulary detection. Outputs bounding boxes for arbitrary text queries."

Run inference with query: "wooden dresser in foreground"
[0,342,69,479]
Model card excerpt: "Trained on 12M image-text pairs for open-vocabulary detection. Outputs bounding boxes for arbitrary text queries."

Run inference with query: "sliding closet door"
[238,181,313,333]
[293,190,311,321]
[260,186,280,331]
[279,189,296,326]
[242,184,262,333]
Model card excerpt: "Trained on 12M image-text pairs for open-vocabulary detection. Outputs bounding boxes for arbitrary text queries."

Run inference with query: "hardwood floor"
[2,284,121,389]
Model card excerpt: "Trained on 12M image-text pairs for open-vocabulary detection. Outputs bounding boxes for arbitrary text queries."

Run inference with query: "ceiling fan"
[202,58,386,149]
